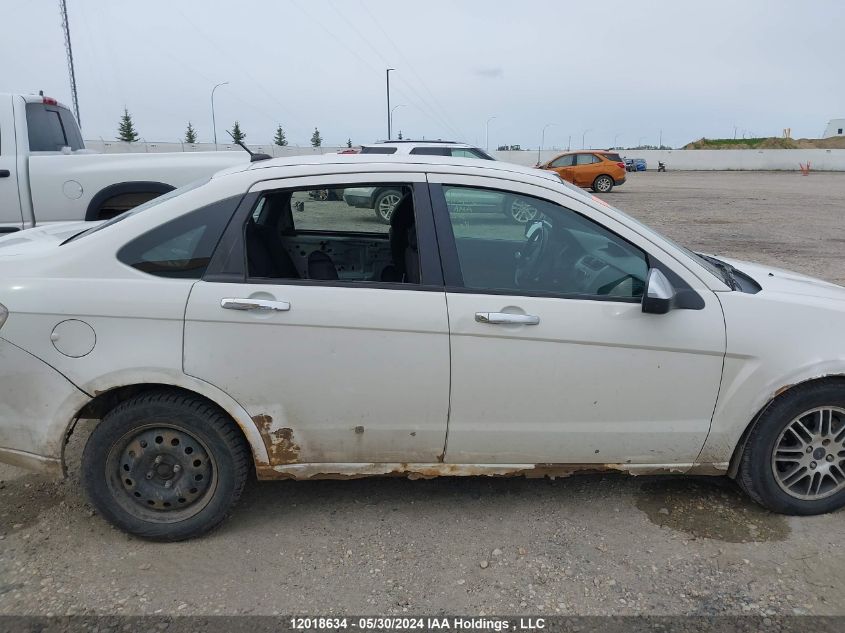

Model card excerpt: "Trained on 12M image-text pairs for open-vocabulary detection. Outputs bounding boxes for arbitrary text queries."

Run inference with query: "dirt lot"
[1,171,845,617]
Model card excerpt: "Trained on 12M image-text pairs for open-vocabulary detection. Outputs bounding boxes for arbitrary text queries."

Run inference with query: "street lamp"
[538,123,555,165]
[582,129,592,149]
[485,116,497,151]
[211,81,228,147]
[613,133,620,149]
[386,68,395,140]
[391,104,406,139]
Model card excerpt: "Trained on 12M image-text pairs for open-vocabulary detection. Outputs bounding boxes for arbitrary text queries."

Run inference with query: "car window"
[576,153,600,165]
[451,148,494,160]
[25,103,84,151]
[550,155,574,168]
[117,196,239,279]
[409,147,449,156]
[360,146,397,154]
[245,183,420,284]
[441,186,648,300]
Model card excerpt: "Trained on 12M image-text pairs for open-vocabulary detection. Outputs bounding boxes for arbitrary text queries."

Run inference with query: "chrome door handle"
[475,312,540,325]
[221,298,291,312]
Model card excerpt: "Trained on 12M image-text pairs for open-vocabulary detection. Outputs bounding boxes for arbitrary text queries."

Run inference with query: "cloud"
[473,66,504,79]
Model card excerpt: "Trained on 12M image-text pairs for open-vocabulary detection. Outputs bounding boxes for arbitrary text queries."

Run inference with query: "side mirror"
[642,268,676,314]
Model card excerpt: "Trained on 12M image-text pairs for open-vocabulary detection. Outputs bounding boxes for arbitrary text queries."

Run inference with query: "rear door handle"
[221,298,290,312]
[475,312,540,325]
[0,170,10,178]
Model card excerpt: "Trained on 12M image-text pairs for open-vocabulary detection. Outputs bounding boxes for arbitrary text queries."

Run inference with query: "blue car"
[624,158,647,172]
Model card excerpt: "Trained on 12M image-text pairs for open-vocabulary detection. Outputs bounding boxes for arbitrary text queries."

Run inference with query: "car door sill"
[255,461,725,480]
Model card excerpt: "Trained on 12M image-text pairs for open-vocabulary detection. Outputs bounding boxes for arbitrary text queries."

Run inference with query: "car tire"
[737,381,845,515]
[373,189,403,224]
[591,175,614,193]
[82,390,251,541]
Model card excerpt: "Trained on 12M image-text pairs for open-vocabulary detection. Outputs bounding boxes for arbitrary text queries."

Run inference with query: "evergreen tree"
[310,127,322,147]
[184,121,197,144]
[117,108,139,143]
[229,121,246,143]
[273,125,288,146]
[346,138,352,148]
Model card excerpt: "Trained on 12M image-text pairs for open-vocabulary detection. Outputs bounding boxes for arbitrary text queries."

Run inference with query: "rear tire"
[82,390,250,541]
[737,382,845,515]
[591,175,614,193]
[373,189,403,224]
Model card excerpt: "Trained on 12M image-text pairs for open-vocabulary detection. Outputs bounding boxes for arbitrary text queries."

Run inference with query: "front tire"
[738,382,845,515]
[591,175,614,193]
[82,390,250,541]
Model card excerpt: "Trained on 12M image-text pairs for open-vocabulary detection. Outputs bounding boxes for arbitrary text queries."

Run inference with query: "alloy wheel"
[771,407,845,500]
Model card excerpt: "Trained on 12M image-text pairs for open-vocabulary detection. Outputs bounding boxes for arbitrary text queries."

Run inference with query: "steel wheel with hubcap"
[374,189,402,224]
[738,381,845,515]
[592,175,614,193]
[82,390,250,541]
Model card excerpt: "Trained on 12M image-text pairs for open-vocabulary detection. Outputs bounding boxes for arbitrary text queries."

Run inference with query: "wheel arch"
[85,181,175,221]
[64,381,269,476]
[726,374,845,478]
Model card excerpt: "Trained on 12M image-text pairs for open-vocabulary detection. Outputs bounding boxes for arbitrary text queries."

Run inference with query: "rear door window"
[25,103,83,151]
[410,147,449,156]
[576,154,601,165]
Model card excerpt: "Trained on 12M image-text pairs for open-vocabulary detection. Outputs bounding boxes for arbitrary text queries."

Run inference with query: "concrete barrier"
[82,140,845,171]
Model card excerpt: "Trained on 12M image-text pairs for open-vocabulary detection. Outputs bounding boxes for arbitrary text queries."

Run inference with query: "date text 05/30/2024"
[289,617,546,631]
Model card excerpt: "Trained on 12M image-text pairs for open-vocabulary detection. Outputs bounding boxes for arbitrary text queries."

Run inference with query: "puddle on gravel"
[635,478,790,543]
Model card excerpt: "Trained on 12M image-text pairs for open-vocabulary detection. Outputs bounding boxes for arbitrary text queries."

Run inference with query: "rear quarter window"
[117,196,239,279]
[360,146,397,154]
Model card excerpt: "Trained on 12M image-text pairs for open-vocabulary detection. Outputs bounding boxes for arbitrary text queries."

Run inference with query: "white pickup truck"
[0,93,249,234]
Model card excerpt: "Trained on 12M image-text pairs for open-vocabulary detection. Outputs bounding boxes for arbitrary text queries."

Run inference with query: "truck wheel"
[374,189,402,224]
[591,175,614,193]
[82,390,251,541]
[737,382,845,515]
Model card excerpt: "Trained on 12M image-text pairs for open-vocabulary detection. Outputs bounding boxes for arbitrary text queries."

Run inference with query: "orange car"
[539,150,627,193]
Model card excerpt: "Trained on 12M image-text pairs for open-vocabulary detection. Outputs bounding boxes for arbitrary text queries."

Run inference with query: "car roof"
[214,153,562,184]
[366,140,467,146]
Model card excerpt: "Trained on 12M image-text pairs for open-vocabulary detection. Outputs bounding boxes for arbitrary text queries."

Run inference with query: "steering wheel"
[514,221,550,287]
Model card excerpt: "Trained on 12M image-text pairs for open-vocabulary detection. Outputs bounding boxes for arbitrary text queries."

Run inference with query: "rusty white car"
[1,154,844,540]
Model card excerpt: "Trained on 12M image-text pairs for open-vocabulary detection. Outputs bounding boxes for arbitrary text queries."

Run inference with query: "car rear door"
[573,153,601,187]
[182,172,450,470]
[428,174,726,466]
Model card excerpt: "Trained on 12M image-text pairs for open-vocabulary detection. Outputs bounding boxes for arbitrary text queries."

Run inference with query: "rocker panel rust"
[253,461,704,481]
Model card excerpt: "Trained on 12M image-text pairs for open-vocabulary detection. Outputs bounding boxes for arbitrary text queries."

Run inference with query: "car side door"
[547,154,575,184]
[573,153,601,187]
[427,174,726,467]
[182,173,451,473]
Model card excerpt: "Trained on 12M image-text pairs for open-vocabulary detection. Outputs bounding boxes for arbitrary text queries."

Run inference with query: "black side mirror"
[642,268,676,314]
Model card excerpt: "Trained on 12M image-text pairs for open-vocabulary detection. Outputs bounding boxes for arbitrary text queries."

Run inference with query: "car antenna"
[226,131,272,162]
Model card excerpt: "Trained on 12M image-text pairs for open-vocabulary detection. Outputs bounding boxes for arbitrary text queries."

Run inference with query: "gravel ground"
[1,170,844,617]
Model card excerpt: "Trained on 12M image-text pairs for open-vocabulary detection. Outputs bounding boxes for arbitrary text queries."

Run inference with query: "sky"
[2,0,844,149]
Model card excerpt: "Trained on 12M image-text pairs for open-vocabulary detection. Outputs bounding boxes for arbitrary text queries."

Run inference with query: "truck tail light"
[42,97,58,105]
[0,303,7,329]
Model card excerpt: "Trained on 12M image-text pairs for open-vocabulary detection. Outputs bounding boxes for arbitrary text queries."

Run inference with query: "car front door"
[428,174,726,466]
[548,154,575,184]
[183,173,450,470]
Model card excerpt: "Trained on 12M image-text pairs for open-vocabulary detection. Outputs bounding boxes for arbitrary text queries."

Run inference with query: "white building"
[822,119,845,138]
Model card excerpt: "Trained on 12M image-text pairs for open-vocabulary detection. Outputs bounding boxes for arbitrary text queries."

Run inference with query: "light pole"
[538,123,555,165]
[211,81,228,147]
[638,136,647,148]
[485,116,497,151]
[658,129,663,148]
[390,104,406,139]
[581,129,592,149]
[386,68,395,140]
[613,133,620,149]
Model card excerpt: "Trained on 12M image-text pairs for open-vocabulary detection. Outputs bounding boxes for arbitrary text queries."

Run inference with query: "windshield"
[64,177,211,244]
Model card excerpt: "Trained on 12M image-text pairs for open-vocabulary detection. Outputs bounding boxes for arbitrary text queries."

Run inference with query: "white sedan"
[1,154,843,540]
